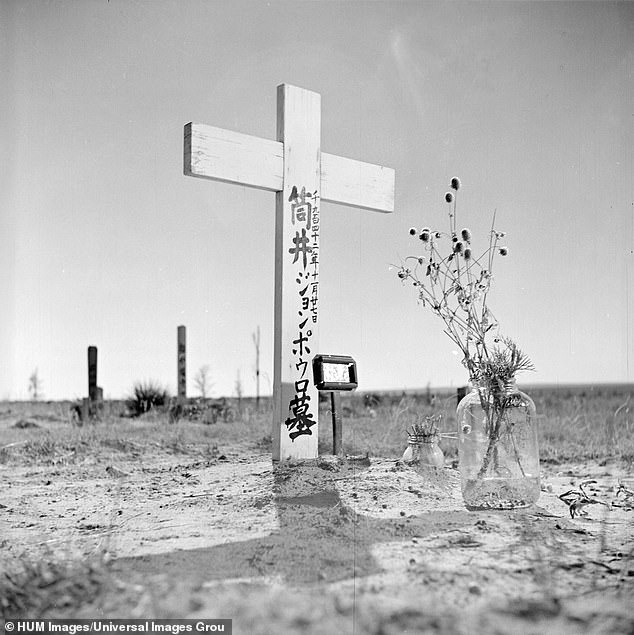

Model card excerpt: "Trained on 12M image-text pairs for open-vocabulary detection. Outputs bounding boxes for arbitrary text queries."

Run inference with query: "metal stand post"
[331,391,343,456]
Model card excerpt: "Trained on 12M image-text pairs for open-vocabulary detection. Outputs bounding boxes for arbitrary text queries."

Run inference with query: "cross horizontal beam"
[184,122,395,213]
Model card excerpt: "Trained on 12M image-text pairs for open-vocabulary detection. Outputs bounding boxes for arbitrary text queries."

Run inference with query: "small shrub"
[126,381,169,418]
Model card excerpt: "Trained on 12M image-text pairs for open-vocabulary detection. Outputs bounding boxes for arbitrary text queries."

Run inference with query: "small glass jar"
[402,434,445,473]
[457,378,540,510]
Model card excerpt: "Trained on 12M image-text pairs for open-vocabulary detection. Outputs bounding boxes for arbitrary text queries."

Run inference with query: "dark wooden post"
[457,385,467,407]
[82,345,101,421]
[177,325,187,400]
[88,346,98,401]
[331,391,343,456]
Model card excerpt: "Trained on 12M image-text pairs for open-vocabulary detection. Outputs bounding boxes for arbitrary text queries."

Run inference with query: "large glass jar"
[457,378,540,510]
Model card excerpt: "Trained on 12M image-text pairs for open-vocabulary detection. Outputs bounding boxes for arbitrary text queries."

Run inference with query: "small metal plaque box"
[312,355,358,391]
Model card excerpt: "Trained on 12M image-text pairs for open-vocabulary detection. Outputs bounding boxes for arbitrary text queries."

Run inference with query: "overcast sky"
[1,0,632,400]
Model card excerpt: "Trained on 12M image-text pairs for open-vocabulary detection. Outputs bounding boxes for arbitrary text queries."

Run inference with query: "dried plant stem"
[476,401,527,480]
[397,178,535,495]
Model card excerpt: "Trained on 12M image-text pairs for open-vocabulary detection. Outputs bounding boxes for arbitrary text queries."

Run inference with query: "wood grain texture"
[184,122,283,192]
[184,123,394,212]
[183,84,396,461]
[273,84,321,461]
[321,152,394,213]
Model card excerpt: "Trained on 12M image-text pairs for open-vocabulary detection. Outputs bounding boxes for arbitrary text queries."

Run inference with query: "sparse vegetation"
[28,368,43,401]
[0,552,110,617]
[253,325,261,409]
[193,365,213,398]
[125,380,169,417]
[337,384,634,465]
[0,383,632,626]
[235,370,244,414]
[1,384,633,464]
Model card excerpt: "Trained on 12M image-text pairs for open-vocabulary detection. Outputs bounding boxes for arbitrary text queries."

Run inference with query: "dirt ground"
[1,418,633,634]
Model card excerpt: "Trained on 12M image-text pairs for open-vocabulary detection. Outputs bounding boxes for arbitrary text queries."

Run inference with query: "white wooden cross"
[184,83,394,461]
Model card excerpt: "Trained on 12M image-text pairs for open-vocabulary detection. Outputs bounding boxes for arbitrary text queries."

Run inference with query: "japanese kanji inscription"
[184,83,394,460]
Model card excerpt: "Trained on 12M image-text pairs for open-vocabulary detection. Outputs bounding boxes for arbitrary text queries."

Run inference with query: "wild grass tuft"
[126,381,170,418]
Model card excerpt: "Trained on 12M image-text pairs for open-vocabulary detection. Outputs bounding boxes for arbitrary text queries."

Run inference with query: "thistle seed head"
[445,192,454,203]
[451,177,461,191]
[461,228,472,242]
[499,247,508,256]
[409,227,417,236]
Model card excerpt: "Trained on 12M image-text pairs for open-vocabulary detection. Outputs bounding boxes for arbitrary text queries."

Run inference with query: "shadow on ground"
[110,460,473,587]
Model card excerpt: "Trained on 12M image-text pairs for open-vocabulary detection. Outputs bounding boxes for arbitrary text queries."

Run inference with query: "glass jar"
[402,435,445,472]
[457,378,540,510]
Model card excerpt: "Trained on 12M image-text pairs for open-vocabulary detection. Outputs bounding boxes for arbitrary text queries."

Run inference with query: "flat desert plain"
[1,400,633,634]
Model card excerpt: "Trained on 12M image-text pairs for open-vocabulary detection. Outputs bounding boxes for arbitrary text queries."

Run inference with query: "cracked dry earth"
[1,438,633,634]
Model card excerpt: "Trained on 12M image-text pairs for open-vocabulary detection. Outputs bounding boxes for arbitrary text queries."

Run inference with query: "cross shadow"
[110,459,474,588]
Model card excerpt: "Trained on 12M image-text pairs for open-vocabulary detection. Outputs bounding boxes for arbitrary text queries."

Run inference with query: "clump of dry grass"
[319,392,459,459]
[126,380,170,417]
[333,385,634,464]
[0,553,110,618]
[532,387,634,464]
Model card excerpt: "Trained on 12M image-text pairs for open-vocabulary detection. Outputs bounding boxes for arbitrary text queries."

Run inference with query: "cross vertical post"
[184,83,395,461]
[273,85,321,460]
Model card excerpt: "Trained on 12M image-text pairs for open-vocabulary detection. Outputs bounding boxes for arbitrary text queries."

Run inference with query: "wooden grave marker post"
[184,83,395,460]
[177,325,187,401]
[88,346,98,402]
[82,345,102,420]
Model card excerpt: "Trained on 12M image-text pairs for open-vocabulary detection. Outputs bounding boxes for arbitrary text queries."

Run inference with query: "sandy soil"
[1,420,633,634]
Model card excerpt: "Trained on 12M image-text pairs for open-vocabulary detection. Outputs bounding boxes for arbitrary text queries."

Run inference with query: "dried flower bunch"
[407,414,441,442]
[397,177,534,388]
